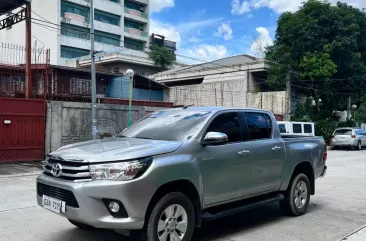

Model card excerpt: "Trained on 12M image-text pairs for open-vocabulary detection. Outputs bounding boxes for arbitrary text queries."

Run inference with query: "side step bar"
[201,193,284,222]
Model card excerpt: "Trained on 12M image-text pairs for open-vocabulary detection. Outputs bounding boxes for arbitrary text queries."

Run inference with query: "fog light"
[109,201,120,213]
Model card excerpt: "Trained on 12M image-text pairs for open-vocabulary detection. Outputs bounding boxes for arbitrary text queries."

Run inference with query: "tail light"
[332,136,334,139]
[323,145,327,161]
[351,135,356,139]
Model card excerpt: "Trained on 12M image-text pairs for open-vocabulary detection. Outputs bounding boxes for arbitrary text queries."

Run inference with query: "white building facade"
[0,0,150,65]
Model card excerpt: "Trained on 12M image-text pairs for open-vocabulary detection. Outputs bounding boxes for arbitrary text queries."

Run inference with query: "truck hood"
[50,137,183,163]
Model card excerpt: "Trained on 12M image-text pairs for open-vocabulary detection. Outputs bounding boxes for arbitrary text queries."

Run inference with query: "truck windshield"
[118,110,211,141]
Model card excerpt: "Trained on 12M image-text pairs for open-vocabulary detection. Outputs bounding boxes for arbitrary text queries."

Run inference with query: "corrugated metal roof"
[153,54,262,76]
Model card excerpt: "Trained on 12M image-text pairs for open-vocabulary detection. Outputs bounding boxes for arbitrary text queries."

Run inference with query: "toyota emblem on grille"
[51,163,62,177]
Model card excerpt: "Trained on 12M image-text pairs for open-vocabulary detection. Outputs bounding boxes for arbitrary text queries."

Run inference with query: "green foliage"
[355,104,366,123]
[315,119,337,143]
[292,102,313,122]
[266,0,366,114]
[148,45,176,70]
[337,119,357,128]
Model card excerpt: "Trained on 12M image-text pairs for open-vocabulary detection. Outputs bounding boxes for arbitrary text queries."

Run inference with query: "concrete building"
[0,0,150,65]
[151,54,287,119]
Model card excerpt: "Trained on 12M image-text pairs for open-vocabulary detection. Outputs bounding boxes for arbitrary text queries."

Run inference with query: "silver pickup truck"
[37,107,327,241]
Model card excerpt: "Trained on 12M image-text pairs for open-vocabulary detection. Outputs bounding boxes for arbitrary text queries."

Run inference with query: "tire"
[357,141,362,151]
[332,146,339,150]
[139,192,196,241]
[280,173,311,216]
[68,219,95,229]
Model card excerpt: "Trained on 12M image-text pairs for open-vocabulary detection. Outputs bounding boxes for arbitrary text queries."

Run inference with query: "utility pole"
[90,0,97,139]
[347,96,351,120]
[25,2,32,98]
[285,72,291,121]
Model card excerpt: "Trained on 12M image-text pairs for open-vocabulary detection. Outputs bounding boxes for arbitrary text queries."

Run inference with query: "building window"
[125,1,144,11]
[61,1,89,22]
[95,31,120,46]
[70,78,91,95]
[124,38,144,51]
[61,23,89,39]
[61,46,89,59]
[124,19,143,30]
[95,10,120,26]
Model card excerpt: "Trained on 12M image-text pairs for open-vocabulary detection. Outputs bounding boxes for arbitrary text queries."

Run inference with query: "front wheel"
[280,173,311,216]
[140,192,196,241]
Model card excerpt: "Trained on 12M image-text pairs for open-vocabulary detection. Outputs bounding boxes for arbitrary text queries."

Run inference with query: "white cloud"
[150,0,174,13]
[233,0,366,15]
[188,36,201,43]
[177,18,223,34]
[250,27,273,57]
[231,0,251,15]
[179,44,228,63]
[214,23,234,41]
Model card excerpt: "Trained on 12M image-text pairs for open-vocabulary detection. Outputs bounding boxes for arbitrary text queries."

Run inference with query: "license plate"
[42,195,66,214]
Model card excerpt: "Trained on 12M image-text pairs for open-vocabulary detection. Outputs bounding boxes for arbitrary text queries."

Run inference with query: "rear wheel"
[139,192,196,241]
[68,219,95,229]
[280,173,311,216]
[357,141,362,151]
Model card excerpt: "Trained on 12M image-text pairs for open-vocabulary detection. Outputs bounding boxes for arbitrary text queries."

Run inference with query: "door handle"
[238,150,250,156]
[272,146,282,151]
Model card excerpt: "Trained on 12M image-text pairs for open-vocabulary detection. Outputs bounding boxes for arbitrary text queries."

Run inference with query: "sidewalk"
[340,226,366,241]
[0,162,42,178]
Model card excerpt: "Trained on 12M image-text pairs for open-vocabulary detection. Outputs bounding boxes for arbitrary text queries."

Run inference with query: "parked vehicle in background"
[36,107,327,241]
[277,121,315,137]
[331,128,366,150]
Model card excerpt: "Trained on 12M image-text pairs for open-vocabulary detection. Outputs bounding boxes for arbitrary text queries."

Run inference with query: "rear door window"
[334,129,352,135]
[293,124,302,134]
[244,112,272,140]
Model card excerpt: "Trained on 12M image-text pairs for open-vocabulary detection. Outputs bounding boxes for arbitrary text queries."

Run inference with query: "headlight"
[89,157,152,181]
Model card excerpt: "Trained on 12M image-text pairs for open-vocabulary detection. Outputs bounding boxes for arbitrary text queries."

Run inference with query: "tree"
[148,45,176,70]
[266,0,366,120]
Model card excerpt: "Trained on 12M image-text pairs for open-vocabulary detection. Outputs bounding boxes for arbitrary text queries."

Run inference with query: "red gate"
[0,98,45,163]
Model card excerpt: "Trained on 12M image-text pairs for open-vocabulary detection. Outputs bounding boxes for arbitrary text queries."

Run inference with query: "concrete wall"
[164,73,248,108]
[246,91,286,115]
[45,101,164,154]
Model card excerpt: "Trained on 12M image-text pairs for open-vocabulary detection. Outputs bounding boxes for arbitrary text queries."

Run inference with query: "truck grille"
[37,182,79,208]
[43,157,91,182]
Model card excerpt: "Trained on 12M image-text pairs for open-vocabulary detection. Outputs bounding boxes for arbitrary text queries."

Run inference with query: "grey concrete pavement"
[0,150,365,241]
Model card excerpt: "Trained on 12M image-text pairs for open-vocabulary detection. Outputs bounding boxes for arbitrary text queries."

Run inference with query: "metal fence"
[0,42,49,99]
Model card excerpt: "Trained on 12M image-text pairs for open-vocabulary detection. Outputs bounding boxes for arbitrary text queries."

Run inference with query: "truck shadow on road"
[52,203,320,241]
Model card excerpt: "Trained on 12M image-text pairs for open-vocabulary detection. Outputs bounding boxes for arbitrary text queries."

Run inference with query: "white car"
[331,128,366,150]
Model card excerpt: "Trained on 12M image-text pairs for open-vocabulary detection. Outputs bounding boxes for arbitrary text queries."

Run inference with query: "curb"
[0,171,41,179]
[339,225,366,241]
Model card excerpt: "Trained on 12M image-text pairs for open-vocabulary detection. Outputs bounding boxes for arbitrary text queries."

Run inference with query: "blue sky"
[149,0,366,64]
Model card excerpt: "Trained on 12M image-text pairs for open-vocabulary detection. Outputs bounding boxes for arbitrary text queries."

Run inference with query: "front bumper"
[36,173,155,230]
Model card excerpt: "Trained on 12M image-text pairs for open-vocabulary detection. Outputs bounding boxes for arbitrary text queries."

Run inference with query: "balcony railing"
[124,27,148,37]
[124,7,148,19]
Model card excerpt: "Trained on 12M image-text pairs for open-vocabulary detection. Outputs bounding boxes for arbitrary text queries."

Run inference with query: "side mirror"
[202,132,228,146]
